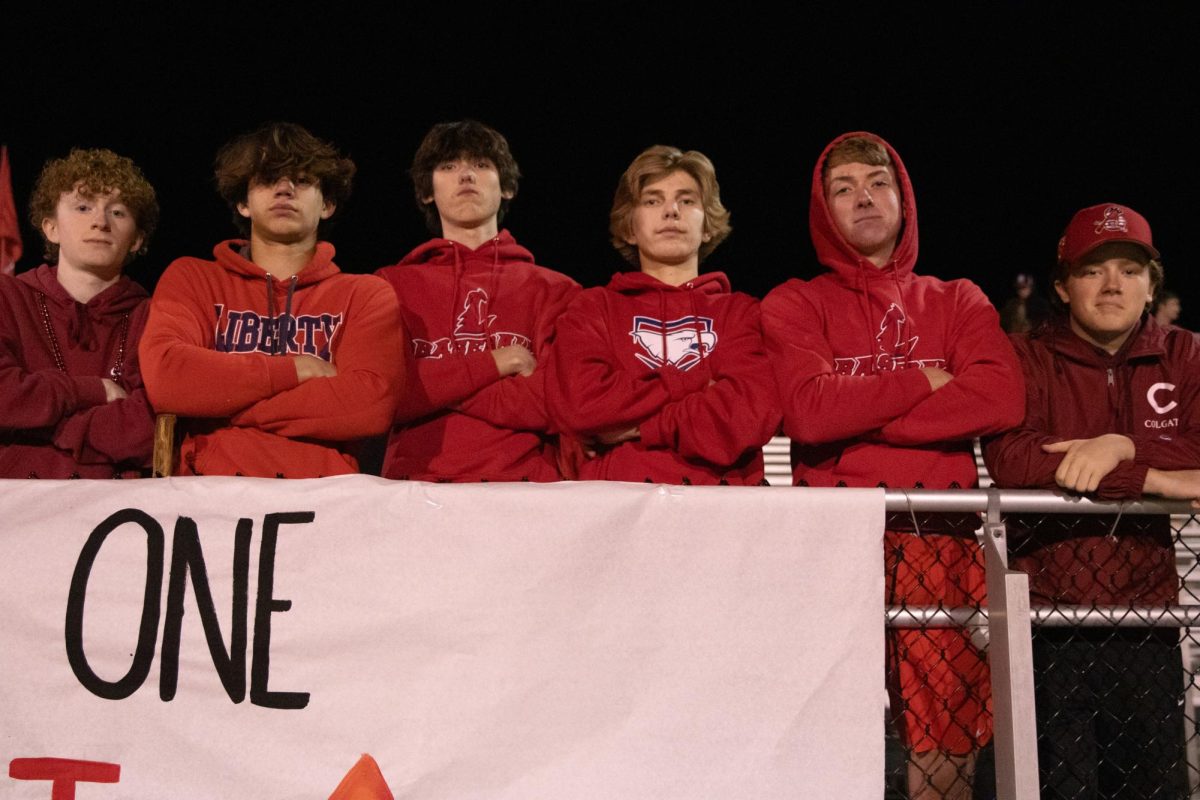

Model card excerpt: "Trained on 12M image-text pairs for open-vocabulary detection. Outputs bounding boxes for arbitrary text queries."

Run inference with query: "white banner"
[0,478,884,799]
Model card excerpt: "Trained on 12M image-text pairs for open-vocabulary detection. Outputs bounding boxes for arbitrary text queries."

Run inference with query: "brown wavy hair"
[609,145,731,267]
[29,148,159,263]
[409,120,521,235]
[214,122,356,236]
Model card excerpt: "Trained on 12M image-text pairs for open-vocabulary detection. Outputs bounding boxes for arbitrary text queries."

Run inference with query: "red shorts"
[885,530,993,754]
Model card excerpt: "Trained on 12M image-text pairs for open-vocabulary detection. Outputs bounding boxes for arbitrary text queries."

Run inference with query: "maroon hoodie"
[0,265,153,478]
[375,231,580,481]
[762,132,1024,489]
[984,318,1200,604]
[546,270,780,485]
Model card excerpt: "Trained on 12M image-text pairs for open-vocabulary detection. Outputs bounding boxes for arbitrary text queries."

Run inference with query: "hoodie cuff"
[659,365,708,401]
[1096,461,1151,501]
[640,414,666,448]
[267,357,301,395]
[465,350,504,390]
[72,377,108,409]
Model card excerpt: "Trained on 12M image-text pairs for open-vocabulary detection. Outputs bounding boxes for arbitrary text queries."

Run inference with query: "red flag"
[1,145,22,276]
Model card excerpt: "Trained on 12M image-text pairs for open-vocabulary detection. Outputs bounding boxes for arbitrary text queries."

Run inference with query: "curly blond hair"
[29,148,159,263]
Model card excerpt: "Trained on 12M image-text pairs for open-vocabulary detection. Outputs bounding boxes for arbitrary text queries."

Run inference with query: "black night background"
[3,3,1195,323]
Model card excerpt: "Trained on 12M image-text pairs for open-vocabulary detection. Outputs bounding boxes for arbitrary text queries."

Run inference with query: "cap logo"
[1094,205,1128,235]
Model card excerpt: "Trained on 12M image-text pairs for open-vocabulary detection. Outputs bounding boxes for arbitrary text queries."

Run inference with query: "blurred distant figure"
[1153,289,1181,328]
[999,272,1050,333]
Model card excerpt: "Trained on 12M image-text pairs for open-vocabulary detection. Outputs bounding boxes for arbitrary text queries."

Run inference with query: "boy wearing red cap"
[985,203,1199,798]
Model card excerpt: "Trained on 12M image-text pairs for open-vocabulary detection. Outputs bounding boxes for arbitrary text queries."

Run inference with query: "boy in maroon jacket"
[762,133,1024,799]
[984,203,1200,798]
[376,121,580,482]
[0,149,158,478]
[546,145,779,484]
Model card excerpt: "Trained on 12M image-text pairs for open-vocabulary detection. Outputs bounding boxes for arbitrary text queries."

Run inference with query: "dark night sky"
[3,4,1196,324]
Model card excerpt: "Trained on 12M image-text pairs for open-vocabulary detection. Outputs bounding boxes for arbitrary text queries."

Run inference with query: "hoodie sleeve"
[229,276,405,440]
[546,289,711,437]
[452,277,583,432]
[50,307,155,466]
[761,279,933,444]
[0,281,108,429]
[638,298,781,466]
[139,260,301,416]
[876,281,1025,444]
[983,335,1149,500]
[393,349,503,422]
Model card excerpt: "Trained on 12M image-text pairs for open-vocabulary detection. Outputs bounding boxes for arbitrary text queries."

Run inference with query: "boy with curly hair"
[140,122,404,477]
[0,148,158,478]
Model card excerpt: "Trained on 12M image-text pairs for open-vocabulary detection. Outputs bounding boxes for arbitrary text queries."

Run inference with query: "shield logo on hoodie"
[629,315,717,372]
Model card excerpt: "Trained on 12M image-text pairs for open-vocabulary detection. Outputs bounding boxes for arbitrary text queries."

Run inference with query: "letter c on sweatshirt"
[1147,382,1178,415]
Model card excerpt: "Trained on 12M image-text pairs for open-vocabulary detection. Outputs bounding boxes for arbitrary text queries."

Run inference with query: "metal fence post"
[982,488,1040,800]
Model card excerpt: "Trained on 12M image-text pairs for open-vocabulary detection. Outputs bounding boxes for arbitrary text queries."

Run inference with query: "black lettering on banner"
[64,509,164,700]
[159,517,252,703]
[250,511,314,709]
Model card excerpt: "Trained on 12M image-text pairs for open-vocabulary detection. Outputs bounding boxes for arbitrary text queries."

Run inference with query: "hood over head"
[809,131,918,282]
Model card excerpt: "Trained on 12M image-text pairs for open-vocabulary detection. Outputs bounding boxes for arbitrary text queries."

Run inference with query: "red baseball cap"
[1057,203,1159,266]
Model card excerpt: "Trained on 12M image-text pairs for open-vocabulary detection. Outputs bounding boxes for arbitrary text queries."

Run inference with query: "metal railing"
[881,489,1200,800]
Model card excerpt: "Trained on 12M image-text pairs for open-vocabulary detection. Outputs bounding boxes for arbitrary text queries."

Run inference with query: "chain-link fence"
[880,491,1200,800]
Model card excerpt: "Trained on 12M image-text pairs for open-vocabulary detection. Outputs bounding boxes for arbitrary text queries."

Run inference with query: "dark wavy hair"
[214,122,356,236]
[410,120,521,235]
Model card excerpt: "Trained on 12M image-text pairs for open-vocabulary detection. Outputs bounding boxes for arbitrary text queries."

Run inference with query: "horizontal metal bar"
[887,604,1200,628]
[883,488,1197,516]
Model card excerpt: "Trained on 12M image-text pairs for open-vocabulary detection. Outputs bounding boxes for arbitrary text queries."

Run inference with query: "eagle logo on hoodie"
[629,315,717,372]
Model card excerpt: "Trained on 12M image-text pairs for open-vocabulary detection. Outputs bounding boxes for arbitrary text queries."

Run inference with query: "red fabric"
[762,131,1025,490]
[983,318,1197,604]
[0,265,153,478]
[0,146,21,276]
[139,240,404,478]
[887,531,993,754]
[546,270,779,485]
[762,132,1023,751]
[375,231,580,481]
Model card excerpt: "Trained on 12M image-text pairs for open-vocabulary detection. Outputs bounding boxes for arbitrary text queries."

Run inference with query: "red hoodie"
[0,265,153,478]
[983,318,1199,604]
[762,132,1024,489]
[375,231,580,482]
[140,240,404,478]
[546,270,780,485]
[762,132,1022,753]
